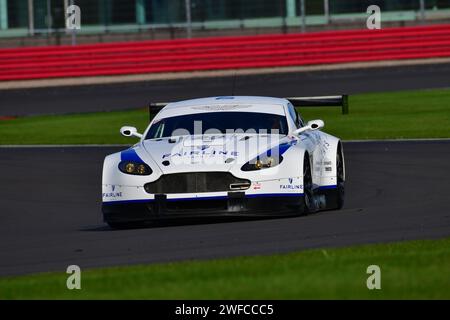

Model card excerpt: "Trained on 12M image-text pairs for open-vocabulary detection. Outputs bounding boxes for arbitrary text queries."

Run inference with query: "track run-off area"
[1,62,450,116]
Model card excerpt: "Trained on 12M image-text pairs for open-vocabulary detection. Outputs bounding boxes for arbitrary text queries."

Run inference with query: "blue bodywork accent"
[260,139,297,158]
[278,140,297,155]
[103,199,154,205]
[318,185,338,190]
[120,148,145,163]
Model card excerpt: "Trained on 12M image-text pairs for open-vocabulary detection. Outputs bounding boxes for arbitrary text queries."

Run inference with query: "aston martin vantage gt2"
[102,96,345,228]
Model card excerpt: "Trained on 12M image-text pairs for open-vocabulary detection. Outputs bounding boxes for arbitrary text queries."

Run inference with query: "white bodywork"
[102,96,343,205]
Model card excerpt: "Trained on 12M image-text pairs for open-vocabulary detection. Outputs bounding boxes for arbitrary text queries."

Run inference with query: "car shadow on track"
[80,215,302,232]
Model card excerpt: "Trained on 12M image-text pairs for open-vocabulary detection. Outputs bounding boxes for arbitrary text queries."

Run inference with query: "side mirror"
[293,119,324,136]
[120,126,143,139]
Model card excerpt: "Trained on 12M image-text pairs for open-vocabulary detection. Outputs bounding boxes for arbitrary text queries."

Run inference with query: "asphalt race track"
[0,141,449,276]
[1,63,450,116]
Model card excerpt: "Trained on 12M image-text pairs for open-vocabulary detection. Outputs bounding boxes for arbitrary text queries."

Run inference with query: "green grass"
[1,238,449,299]
[0,88,450,144]
[0,108,150,145]
[302,88,450,140]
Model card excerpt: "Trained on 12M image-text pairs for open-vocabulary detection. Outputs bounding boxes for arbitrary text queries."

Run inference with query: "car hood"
[141,134,292,174]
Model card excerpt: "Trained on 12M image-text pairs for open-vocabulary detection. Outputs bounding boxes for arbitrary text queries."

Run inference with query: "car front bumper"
[102,192,304,223]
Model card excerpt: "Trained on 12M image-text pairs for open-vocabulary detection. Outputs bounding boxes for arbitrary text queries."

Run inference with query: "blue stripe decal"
[265,140,297,157]
[102,193,303,205]
[318,185,338,190]
[120,148,144,162]
[279,141,297,155]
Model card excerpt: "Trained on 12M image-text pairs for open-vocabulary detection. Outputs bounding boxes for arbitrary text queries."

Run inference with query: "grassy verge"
[0,88,450,145]
[1,238,449,299]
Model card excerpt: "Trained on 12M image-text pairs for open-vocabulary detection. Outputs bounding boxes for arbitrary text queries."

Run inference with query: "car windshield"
[145,112,288,139]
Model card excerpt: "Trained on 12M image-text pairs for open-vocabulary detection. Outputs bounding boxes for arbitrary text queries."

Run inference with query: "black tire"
[324,143,345,210]
[335,144,345,209]
[299,153,314,215]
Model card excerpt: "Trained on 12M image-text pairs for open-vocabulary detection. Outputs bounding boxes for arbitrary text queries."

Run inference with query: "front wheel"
[324,143,345,210]
[299,153,314,215]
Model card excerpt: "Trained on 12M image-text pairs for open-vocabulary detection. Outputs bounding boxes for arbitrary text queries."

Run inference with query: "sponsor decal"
[317,160,332,166]
[280,178,303,190]
[253,182,261,190]
[280,184,303,190]
[321,139,330,150]
[162,150,239,159]
[103,185,123,198]
[103,192,123,198]
[192,104,252,111]
[198,145,210,150]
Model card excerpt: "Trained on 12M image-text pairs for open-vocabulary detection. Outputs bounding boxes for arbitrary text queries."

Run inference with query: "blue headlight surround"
[241,141,293,171]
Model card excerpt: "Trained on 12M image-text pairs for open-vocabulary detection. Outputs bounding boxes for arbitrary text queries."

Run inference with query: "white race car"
[102,96,345,228]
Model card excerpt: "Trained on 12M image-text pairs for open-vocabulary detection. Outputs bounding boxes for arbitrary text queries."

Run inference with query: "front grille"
[144,172,250,194]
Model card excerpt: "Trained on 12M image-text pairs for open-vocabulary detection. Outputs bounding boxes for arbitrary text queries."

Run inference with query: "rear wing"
[148,94,349,120]
[287,95,349,114]
[148,102,169,121]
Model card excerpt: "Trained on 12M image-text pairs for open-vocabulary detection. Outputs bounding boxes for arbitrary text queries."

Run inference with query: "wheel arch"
[315,132,345,186]
[286,144,310,178]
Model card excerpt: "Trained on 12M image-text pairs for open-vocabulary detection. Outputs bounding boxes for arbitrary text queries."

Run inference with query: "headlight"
[241,155,283,171]
[118,161,152,175]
